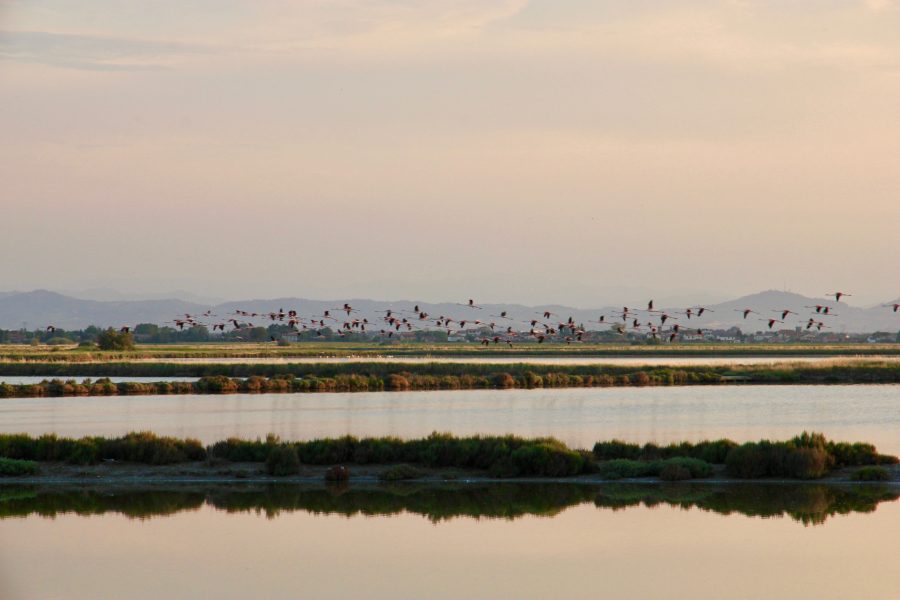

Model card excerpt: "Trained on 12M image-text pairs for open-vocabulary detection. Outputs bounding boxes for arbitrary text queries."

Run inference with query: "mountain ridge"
[0,289,898,332]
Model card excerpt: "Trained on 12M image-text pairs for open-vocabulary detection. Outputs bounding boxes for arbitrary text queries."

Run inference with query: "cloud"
[0,30,214,70]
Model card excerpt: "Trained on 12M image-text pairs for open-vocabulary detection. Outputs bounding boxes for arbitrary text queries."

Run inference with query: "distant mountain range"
[1,289,898,333]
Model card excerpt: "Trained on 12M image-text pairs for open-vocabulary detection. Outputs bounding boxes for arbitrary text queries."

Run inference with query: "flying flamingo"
[763,318,784,329]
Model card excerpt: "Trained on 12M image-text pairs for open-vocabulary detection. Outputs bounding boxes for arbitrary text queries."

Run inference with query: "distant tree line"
[0,324,897,345]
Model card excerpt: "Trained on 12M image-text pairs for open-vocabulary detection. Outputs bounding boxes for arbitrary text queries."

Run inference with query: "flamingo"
[828,292,851,302]
[763,318,784,329]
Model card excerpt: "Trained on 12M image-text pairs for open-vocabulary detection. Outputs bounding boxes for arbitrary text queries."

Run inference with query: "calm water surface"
[0,385,897,453]
[0,483,897,600]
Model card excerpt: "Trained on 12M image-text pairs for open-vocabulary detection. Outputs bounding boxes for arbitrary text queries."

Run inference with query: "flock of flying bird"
[43,291,900,347]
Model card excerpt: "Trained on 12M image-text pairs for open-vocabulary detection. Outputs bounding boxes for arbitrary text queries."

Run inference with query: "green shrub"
[96,329,134,351]
[266,445,300,476]
[209,435,278,462]
[0,432,204,465]
[656,457,713,478]
[598,457,712,480]
[659,463,692,481]
[510,442,585,477]
[378,464,425,481]
[852,466,890,481]
[785,447,830,479]
[598,459,654,480]
[0,457,38,476]
[593,440,641,461]
[725,439,830,479]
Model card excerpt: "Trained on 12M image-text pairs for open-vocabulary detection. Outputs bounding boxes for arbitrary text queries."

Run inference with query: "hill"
[0,289,897,333]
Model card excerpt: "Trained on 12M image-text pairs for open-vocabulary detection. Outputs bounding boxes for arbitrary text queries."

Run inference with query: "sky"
[1,0,899,307]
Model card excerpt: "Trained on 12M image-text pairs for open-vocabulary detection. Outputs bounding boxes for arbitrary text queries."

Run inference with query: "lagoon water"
[0,483,897,600]
[1,385,897,454]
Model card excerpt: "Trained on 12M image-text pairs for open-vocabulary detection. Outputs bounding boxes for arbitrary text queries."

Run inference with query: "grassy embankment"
[0,431,895,482]
[2,360,900,397]
[0,483,896,525]
[2,342,900,362]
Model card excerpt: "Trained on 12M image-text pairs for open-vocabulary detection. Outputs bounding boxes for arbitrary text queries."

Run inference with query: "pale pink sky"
[1,1,898,305]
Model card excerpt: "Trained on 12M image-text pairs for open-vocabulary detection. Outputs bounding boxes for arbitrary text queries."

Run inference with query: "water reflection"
[1,483,895,527]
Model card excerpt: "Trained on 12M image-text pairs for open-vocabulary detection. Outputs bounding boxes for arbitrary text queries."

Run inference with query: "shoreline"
[4,359,900,397]
[3,462,898,486]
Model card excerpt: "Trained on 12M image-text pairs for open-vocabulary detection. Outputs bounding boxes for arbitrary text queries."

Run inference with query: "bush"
[598,457,713,480]
[378,464,425,481]
[598,459,654,480]
[509,442,585,477]
[785,447,830,479]
[725,439,831,479]
[0,432,205,465]
[266,445,300,476]
[492,373,516,389]
[852,466,890,481]
[657,457,713,478]
[659,463,692,481]
[593,440,641,461]
[0,457,39,476]
[96,329,135,351]
[592,438,738,463]
[209,435,278,462]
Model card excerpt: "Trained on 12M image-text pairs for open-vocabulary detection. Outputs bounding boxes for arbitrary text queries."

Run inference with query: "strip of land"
[3,342,900,362]
[3,360,900,397]
[1,432,896,485]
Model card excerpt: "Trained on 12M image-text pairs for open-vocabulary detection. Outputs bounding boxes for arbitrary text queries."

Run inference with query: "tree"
[134,323,159,336]
[96,328,135,351]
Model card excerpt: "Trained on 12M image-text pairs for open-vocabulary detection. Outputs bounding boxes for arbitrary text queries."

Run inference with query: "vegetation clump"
[265,444,301,476]
[0,457,39,476]
[4,359,900,397]
[0,431,893,482]
[0,432,205,465]
[851,466,890,481]
[724,432,893,480]
[378,464,426,481]
[593,438,737,463]
[597,457,713,480]
[95,329,135,351]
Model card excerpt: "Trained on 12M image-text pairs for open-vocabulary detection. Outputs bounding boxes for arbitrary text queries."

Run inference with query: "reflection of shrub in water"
[593,484,899,526]
[2,483,895,526]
